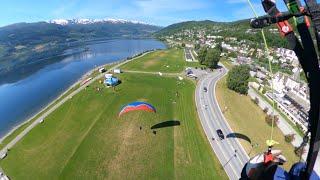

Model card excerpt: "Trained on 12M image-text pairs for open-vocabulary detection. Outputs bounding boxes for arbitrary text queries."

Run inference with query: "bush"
[263,107,269,114]
[262,88,267,94]
[226,65,250,94]
[205,48,221,69]
[265,114,279,127]
[194,43,200,50]
[252,97,259,105]
[285,134,295,143]
[198,47,207,65]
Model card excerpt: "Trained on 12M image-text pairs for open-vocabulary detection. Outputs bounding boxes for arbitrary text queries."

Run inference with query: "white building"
[271,72,310,114]
[113,69,122,74]
[275,48,298,64]
[272,72,301,93]
[256,71,267,80]
[105,73,113,78]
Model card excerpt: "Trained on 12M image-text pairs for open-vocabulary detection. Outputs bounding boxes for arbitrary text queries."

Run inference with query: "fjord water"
[0,39,166,138]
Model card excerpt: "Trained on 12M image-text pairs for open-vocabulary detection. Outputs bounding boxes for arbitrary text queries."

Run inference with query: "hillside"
[0,19,161,78]
[155,20,288,49]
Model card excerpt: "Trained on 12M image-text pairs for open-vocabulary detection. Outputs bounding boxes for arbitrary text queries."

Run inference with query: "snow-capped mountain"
[48,18,150,26]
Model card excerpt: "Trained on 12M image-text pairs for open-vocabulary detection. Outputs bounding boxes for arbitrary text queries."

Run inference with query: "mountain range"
[48,18,150,26]
[0,18,161,82]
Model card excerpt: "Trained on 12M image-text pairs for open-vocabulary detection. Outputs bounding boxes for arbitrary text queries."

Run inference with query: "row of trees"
[254,95,302,155]
[197,45,222,69]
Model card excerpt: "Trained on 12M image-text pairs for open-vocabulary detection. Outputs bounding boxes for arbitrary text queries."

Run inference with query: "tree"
[263,107,269,114]
[226,65,250,94]
[204,48,220,69]
[262,88,267,94]
[228,51,237,58]
[198,47,207,65]
[265,114,279,127]
[181,43,186,47]
[216,43,223,52]
[294,146,306,157]
[194,43,200,50]
[252,97,259,105]
[284,134,295,143]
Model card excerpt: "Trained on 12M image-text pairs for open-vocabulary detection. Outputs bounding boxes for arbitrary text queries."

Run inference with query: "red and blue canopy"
[119,101,156,116]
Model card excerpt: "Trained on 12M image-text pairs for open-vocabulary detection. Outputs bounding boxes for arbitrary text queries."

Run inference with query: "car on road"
[216,129,225,140]
[203,87,207,92]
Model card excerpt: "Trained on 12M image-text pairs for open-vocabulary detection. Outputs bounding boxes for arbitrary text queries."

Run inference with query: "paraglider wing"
[119,102,156,116]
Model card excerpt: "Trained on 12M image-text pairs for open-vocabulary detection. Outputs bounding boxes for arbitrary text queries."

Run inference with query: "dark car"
[216,129,225,140]
[203,87,208,92]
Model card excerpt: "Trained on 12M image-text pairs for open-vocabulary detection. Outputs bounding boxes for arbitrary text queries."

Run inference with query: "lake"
[0,39,166,138]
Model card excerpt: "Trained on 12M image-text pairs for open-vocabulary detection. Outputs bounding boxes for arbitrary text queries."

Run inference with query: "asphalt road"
[195,68,249,179]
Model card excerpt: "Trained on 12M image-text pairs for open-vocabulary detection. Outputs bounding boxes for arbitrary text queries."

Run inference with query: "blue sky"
[0,0,295,27]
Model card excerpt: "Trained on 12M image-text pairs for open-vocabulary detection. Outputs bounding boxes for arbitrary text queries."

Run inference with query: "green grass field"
[0,51,227,179]
[121,48,187,73]
[216,76,299,170]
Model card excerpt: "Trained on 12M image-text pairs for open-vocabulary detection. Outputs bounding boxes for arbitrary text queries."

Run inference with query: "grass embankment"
[215,76,299,170]
[0,50,226,179]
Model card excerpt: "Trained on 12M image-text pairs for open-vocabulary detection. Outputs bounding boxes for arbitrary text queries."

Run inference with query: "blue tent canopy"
[104,77,119,86]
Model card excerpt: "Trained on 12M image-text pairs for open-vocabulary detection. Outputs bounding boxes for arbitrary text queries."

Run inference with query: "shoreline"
[0,49,159,144]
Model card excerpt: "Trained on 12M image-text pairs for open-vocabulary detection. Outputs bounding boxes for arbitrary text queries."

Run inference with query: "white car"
[39,118,44,123]
[0,152,7,159]
[0,172,9,180]
[0,175,9,180]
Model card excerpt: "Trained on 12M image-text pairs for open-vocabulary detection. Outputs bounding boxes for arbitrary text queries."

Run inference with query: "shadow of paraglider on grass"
[226,132,251,144]
[151,120,181,129]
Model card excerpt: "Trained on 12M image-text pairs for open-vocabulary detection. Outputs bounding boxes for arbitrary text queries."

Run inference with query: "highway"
[195,68,249,179]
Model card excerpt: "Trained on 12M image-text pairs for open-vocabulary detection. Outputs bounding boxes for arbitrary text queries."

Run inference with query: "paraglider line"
[246,0,277,144]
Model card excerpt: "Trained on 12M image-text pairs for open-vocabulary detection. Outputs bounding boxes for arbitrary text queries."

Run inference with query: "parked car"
[216,129,225,140]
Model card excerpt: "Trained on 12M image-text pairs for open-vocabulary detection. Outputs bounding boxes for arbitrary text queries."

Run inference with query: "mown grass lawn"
[215,76,299,170]
[1,56,226,179]
[121,48,187,73]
